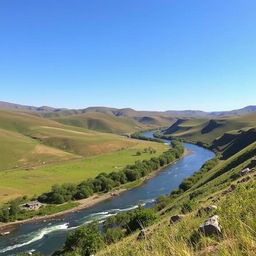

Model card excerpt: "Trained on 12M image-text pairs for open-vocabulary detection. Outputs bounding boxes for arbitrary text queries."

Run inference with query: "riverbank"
[0,188,127,233]
[0,148,192,233]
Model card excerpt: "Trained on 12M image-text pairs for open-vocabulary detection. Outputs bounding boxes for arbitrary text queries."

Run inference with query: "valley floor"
[0,147,190,233]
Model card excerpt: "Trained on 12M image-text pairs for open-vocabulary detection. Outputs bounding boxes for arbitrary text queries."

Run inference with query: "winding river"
[0,132,215,255]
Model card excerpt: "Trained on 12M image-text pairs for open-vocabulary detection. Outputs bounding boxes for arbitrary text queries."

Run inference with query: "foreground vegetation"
[48,136,256,256]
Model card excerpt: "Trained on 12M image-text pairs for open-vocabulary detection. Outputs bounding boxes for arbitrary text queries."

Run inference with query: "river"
[0,132,215,255]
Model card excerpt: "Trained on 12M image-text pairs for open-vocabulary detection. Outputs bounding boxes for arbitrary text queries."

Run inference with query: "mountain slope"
[0,110,162,171]
[52,112,145,134]
[163,113,256,149]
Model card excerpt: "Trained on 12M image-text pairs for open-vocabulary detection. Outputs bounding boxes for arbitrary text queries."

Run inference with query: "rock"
[197,205,217,217]
[137,228,150,240]
[199,215,221,236]
[221,184,236,196]
[240,168,251,176]
[170,214,184,224]
[237,176,251,184]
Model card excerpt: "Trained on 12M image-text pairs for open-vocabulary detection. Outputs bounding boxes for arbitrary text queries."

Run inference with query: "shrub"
[63,222,104,256]
[126,207,156,233]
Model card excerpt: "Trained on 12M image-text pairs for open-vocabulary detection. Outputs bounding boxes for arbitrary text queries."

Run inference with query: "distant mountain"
[0,101,256,119]
[209,105,256,116]
[166,105,256,117]
[0,101,61,112]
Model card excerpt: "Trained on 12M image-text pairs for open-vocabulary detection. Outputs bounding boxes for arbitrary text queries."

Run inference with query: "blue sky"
[0,0,256,111]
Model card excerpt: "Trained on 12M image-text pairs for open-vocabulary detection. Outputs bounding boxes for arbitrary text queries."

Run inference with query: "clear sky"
[0,0,256,111]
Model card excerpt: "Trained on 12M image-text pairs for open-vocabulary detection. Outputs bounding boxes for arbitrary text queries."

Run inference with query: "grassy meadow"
[0,140,168,202]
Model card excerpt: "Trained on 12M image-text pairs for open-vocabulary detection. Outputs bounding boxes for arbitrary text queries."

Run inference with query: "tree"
[126,207,156,233]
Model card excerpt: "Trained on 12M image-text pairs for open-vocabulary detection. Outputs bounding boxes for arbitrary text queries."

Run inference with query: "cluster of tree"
[131,132,164,143]
[136,147,156,156]
[0,196,28,222]
[38,140,184,204]
[55,207,156,256]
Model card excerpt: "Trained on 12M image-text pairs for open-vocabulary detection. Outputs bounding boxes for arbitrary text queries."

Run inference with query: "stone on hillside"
[237,176,251,184]
[199,215,221,236]
[240,168,251,176]
[170,214,184,224]
[221,184,236,196]
[137,229,150,240]
[197,205,217,217]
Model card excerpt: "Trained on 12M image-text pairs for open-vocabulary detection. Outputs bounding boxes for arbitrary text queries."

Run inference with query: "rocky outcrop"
[199,215,221,236]
[221,184,236,196]
[240,168,251,176]
[237,176,251,184]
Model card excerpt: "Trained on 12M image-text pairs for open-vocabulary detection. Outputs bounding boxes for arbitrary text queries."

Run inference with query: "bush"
[63,222,104,256]
[126,207,156,233]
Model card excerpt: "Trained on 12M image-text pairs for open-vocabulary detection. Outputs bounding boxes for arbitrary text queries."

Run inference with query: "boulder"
[237,176,251,184]
[137,228,150,240]
[240,168,251,176]
[199,215,221,236]
[170,214,184,224]
[197,205,217,217]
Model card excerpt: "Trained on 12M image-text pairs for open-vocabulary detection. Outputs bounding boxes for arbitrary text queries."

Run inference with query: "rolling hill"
[3,101,256,137]
[0,110,167,171]
[163,113,256,155]
[0,109,169,201]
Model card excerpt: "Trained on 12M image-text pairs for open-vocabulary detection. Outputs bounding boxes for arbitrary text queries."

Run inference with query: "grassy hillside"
[27,107,176,132]
[49,111,174,133]
[163,113,256,151]
[95,141,256,256]
[52,112,145,134]
[0,110,155,170]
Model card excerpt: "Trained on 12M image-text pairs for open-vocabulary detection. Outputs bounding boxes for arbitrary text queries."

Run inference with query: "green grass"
[53,112,145,134]
[0,110,170,171]
[96,142,256,256]
[164,113,256,149]
[0,141,168,202]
